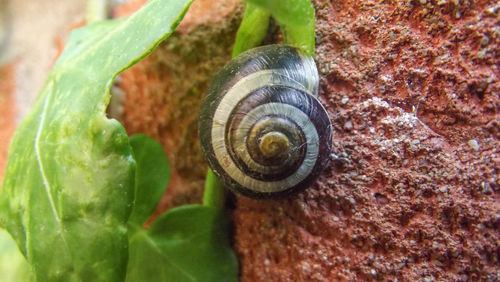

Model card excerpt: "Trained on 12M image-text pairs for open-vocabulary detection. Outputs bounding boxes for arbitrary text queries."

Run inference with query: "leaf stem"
[202,3,270,210]
[232,3,270,58]
[243,0,316,56]
[86,0,109,24]
[202,0,316,207]
[203,169,225,210]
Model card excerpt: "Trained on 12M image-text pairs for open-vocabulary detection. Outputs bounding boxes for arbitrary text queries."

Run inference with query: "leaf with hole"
[0,0,193,280]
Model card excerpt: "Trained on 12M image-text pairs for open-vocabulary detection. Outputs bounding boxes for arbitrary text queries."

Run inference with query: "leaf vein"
[34,84,73,267]
[143,233,197,282]
[34,86,61,224]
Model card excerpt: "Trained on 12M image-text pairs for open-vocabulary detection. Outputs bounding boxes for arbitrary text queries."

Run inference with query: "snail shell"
[199,45,332,198]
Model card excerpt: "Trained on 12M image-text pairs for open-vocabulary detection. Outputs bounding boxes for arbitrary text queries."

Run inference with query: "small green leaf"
[0,0,193,281]
[0,229,35,282]
[126,205,238,282]
[245,0,316,55]
[128,134,170,226]
[232,2,271,58]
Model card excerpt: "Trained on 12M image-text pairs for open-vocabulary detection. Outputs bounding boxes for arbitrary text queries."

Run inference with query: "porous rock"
[118,0,499,280]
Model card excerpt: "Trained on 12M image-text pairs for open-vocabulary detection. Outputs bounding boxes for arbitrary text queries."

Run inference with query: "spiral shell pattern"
[199,45,332,198]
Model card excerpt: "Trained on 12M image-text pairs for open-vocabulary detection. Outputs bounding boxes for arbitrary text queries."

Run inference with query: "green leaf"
[232,2,271,58]
[126,205,238,282]
[128,134,170,226]
[245,0,316,55]
[0,229,35,282]
[0,0,193,281]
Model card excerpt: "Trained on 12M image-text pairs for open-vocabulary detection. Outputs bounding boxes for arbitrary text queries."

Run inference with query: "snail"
[199,45,332,198]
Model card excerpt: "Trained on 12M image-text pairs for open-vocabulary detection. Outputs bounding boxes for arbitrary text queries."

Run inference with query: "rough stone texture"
[118,0,500,280]
[234,0,499,280]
